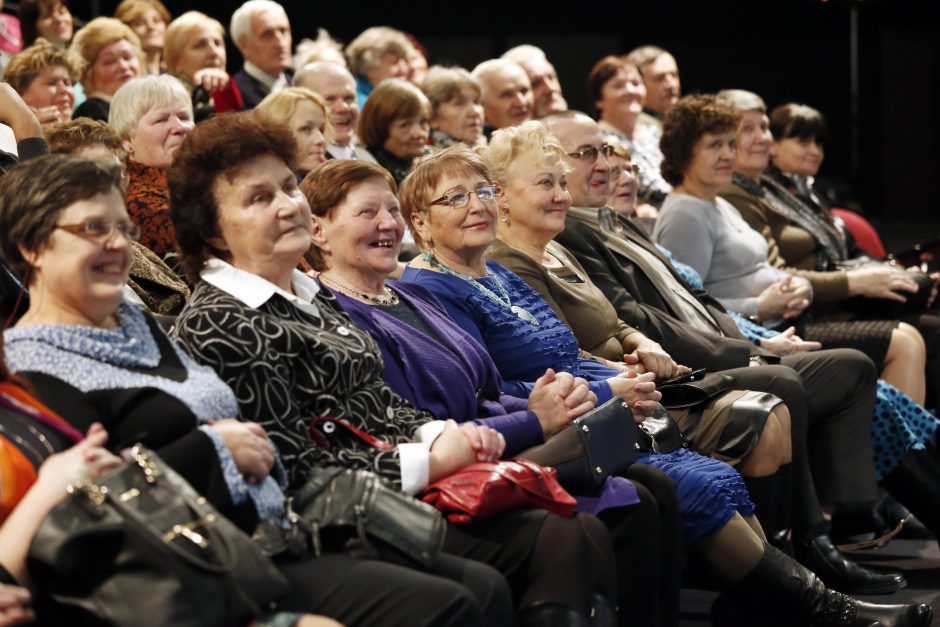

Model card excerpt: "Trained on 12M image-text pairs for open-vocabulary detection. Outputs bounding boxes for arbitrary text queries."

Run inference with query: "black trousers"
[277,552,499,627]
[724,348,878,526]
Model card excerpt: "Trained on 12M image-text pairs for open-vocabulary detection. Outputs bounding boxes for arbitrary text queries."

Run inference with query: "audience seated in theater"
[163,11,242,121]
[229,0,292,109]
[0,152,513,627]
[357,78,430,184]
[345,26,415,108]
[69,17,142,121]
[292,28,346,71]
[654,95,929,405]
[3,37,82,130]
[110,74,193,258]
[18,0,73,48]
[501,44,566,118]
[421,65,485,150]
[397,143,930,627]
[167,111,620,627]
[114,0,170,76]
[45,117,191,314]
[256,86,329,178]
[294,60,375,161]
[540,109,936,584]
[471,58,532,135]
[588,55,670,209]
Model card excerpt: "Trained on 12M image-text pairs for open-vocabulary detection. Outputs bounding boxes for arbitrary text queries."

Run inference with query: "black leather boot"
[793,528,906,595]
[520,602,591,626]
[711,544,932,627]
[589,594,616,627]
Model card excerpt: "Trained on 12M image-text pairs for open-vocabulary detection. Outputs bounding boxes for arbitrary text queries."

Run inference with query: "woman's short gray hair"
[483,120,569,188]
[345,26,413,77]
[716,89,766,114]
[421,66,481,113]
[109,74,193,140]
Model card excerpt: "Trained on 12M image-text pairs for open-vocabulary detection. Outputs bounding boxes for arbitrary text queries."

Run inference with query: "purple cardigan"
[331,280,545,455]
[331,281,640,513]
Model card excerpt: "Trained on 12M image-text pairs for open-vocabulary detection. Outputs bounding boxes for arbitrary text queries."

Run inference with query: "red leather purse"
[420,459,577,524]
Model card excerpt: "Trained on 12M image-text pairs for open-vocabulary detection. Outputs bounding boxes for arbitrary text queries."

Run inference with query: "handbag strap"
[309,416,395,451]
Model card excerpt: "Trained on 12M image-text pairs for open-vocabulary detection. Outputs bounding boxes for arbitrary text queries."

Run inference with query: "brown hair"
[585,55,637,118]
[168,111,298,283]
[114,0,172,28]
[3,37,84,93]
[0,154,125,277]
[660,93,739,186]
[45,117,125,158]
[18,0,71,47]
[398,144,493,250]
[357,78,430,151]
[769,103,829,144]
[299,160,396,271]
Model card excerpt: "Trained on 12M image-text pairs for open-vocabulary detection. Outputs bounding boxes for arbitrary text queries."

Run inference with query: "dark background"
[71,0,939,222]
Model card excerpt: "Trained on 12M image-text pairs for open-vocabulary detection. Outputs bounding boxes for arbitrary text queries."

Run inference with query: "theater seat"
[832,208,887,259]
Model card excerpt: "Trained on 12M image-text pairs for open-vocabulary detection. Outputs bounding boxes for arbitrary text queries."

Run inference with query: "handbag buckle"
[132,446,162,484]
[69,481,108,506]
[163,515,215,549]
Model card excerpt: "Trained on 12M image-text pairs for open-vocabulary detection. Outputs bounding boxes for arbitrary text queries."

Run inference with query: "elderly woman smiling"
[168,111,621,627]
[3,37,82,129]
[109,74,194,258]
[358,77,431,184]
[69,17,143,121]
[422,66,485,150]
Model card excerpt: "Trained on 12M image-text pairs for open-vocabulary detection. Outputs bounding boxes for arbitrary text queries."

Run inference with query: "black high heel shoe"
[793,532,906,595]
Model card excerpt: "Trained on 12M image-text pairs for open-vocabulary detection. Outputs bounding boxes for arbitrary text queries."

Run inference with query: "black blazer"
[233,67,294,109]
[556,213,774,371]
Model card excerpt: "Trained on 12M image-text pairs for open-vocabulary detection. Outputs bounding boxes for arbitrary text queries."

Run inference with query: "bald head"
[294,61,359,145]
[472,59,532,130]
[543,112,611,208]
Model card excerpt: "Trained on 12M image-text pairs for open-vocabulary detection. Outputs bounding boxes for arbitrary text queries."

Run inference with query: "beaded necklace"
[422,252,540,326]
[320,274,400,306]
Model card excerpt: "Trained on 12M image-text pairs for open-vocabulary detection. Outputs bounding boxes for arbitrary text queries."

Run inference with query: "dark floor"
[679,538,940,625]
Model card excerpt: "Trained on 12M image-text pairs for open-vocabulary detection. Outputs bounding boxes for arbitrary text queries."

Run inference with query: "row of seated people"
[0,3,938,627]
[0,89,938,626]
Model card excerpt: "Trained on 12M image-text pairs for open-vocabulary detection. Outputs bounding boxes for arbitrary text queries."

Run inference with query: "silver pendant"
[512,305,540,326]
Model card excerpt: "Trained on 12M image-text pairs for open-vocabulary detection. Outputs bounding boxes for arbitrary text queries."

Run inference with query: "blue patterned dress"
[402,261,754,548]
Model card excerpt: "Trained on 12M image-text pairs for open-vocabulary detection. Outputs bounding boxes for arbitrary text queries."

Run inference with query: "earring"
[500,206,510,225]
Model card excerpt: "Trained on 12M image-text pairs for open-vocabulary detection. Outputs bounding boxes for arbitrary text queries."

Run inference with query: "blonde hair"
[114,0,171,27]
[421,66,481,114]
[345,26,413,77]
[483,120,569,187]
[163,11,225,76]
[108,74,192,139]
[256,86,334,142]
[3,37,84,93]
[69,17,144,91]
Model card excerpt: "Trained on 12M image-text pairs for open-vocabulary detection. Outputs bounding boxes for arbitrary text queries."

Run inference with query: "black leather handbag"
[28,447,289,627]
[520,397,639,493]
[657,370,734,410]
[637,404,690,454]
[291,466,446,570]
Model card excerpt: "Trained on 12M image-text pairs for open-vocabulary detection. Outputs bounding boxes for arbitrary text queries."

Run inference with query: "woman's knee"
[738,405,791,476]
[888,323,927,366]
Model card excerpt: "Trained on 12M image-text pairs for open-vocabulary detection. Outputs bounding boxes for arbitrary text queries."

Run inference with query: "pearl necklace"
[320,274,400,306]
[422,252,540,326]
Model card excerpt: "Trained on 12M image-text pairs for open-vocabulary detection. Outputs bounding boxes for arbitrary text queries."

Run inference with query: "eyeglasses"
[56,219,141,242]
[610,163,641,178]
[567,144,614,162]
[429,185,499,209]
